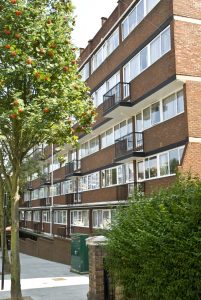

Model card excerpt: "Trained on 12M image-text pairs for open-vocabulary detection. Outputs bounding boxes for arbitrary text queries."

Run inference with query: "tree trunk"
[10,169,22,300]
[0,181,11,274]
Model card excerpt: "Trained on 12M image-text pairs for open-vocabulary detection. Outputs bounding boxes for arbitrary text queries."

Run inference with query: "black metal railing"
[117,182,145,201]
[103,82,130,113]
[33,222,42,233]
[65,160,81,176]
[115,132,144,159]
[40,174,51,186]
[65,193,82,205]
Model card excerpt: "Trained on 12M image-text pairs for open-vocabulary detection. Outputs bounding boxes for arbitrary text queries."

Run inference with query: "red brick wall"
[180,143,201,177]
[173,0,201,19]
[174,21,201,77]
[144,113,187,153]
[81,145,115,173]
[20,237,71,264]
[145,175,176,194]
[82,186,118,203]
[185,81,201,137]
[86,0,173,92]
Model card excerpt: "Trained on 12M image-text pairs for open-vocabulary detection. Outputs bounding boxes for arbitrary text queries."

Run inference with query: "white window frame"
[54,210,67,225]
[91,28,119,73]
[137,146,185,181]
[70,210,89,227]
[33,211,40,222]
[121,0,160,41]
[42,210,50,223]
[135,89,184,132]
[123,26,171,82]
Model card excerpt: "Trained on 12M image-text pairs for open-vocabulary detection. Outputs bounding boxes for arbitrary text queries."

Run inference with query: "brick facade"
[19,0,201,250]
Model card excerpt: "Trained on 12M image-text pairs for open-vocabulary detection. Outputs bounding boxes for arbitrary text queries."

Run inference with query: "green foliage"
[106,175,201,300]
[0,0,95,160]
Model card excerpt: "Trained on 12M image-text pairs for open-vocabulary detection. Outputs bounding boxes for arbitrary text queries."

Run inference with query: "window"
[123,26,171,81]
[137,146,185,180]
[54,210,67,224]
[136,90,184,131]
[143,107,151,130]
[80,172,100,191]
[169,149,179,174]
[61,180,76,195]
[161,27,171,55]
[31,189,39,200]
[91,28,119,72]
[24,191,30,202]
[53,183,61,196]
[151,102,160,125]
[102,164,133,188]
[101,128,114,148]
[25,211,32,221]
[33,211,40,222]
[136,0,144,23]
[92,209,115,229]
[70,210,89,227]
[122,0,160,40]
[107,29,119,56]
[80,62,89,81]
[137,161,144,180]
[159,153,169,176]
[92,83,106,107]
[150,36,160,64]
[140,46,148,71]
[20,211,24,220]
[38,187,45,199]
[146,0,160,12]
[81,137,99,158]
[42,210,50,223]
[163,90,184,121]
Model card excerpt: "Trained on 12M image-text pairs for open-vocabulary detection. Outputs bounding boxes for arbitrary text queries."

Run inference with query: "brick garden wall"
[20,236,71,265]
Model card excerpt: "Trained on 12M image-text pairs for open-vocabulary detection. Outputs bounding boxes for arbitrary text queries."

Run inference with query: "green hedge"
[106,176,201,300]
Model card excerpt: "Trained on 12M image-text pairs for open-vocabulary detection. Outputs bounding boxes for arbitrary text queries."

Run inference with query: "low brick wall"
[20,236,71,265]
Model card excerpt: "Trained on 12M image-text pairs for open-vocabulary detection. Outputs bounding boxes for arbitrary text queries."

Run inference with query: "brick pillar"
[86,236,108,300]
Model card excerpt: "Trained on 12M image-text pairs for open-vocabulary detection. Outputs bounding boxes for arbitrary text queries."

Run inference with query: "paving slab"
[0,253,89,300]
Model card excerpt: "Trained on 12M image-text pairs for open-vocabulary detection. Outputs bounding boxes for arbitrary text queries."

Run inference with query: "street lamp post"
[50,143,54,236]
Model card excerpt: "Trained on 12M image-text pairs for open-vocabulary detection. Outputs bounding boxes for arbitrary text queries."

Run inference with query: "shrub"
[106,175,201,300]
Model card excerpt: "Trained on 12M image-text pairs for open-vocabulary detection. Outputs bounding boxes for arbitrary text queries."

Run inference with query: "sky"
[72,0,117,48]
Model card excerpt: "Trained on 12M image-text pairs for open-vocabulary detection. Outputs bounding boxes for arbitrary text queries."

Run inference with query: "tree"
[106,175,201,300]
[0,1,95,299]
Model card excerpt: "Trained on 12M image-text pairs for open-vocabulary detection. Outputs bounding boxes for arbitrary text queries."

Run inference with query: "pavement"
[0,253,89,300]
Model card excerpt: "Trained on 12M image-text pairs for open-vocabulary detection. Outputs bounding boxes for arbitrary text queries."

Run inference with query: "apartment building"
[19,0,201,240]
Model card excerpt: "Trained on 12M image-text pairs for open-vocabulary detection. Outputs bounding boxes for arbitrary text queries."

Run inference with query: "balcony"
[65,193,82,205]
[117,182,145,201]
[65,160,81,178]
[40,197,51,206]
[40,174,51,186]
[103,82,131,117]
[33,222,42,234]
[115,132,145,162]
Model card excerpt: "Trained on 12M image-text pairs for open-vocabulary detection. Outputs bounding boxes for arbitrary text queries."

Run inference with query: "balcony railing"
[65,193,82,205]
[33,222,42,233]
[40,197,51,206]
[65,160,81,177]
[115,132,144,159]
[40,174,51,186]
[103,82,130,114]
[117,182,145,201]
